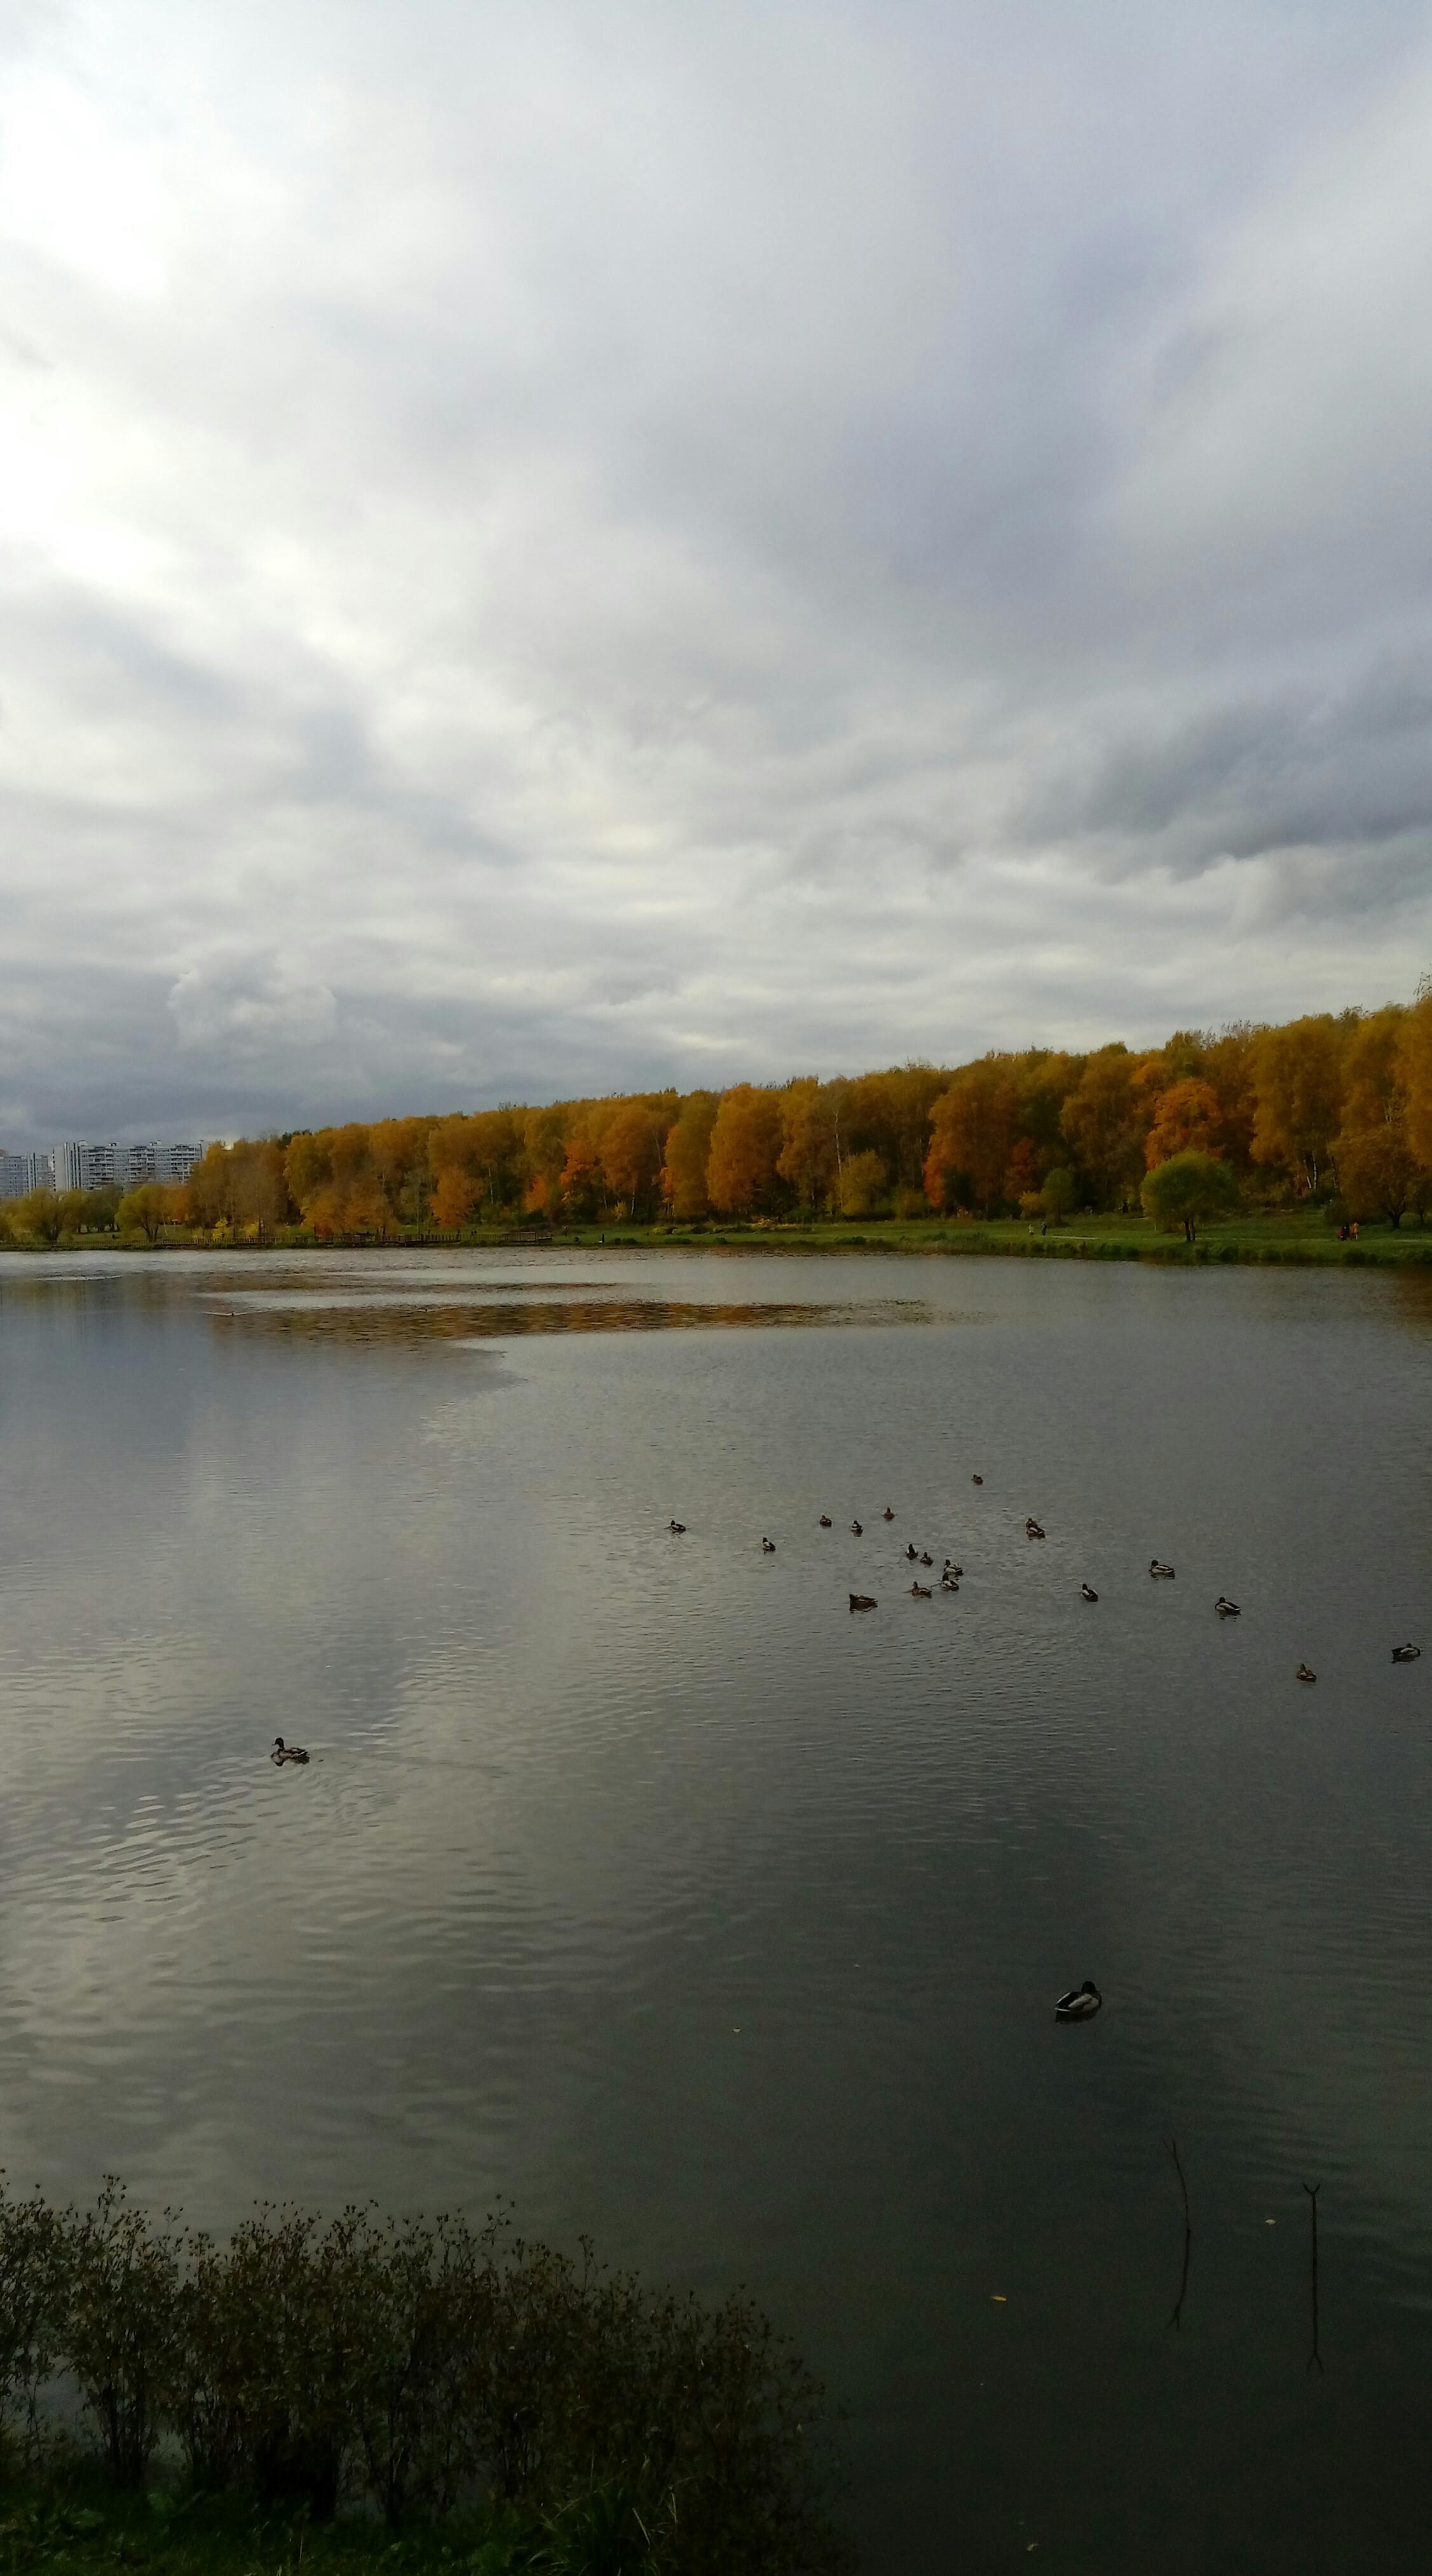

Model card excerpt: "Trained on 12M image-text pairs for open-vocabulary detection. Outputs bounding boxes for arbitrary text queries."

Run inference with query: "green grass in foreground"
[0,2476,651,2576]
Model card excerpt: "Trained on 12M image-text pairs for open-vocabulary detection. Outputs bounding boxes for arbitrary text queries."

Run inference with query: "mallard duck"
[919,1550,934,1567]
[1215,1597,1240,1618]
[971,1474,983,1485]
[910,1581,931,1598]
[1296,1663,1316,1683]
[761,1536,776,1553]
[939,1574,960,1592]
[1025,1518,1046,1541]
[1149,1560,1175,1579]
[818,1515,832,1528]
[883,1507,895,1520]
[667,1519,686,1534]
[271,1736,310,1767]
[1081,1584,1098,1603]
[850,1520,863,1536]
[849,1593,877,1612]
[1055,1981,1101,2022]
[1392,1642,1422,1663]
[944,1560,963,1578]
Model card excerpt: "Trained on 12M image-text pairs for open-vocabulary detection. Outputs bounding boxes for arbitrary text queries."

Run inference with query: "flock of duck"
[669,1487,1422,1685]
[669,1472,1422,2015]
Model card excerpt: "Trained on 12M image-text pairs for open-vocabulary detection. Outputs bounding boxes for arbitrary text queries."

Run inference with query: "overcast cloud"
[2,0,1431,1140]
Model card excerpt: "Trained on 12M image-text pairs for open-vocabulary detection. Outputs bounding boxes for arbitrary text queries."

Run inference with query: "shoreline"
[4,1218,1431,1268]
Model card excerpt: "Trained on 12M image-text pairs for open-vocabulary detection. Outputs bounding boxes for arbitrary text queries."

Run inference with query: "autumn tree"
[1403,980,1432,1178]
[10,1189,64,1244]
[777,1080,841,1212]
[1141,1150,1239,1241]
[118,1182,182,1243]
[924,1061,1019,1213]
[1335,1006,1421,1225]
[601,1101,667,1220]
[706,1086,784,1216]
[661,1094,719,1219]
[1145,1079,1222,1168]
[838,1150,886,1218]
[1059,1047,1149,1204]
[1251,1016,1346,1194]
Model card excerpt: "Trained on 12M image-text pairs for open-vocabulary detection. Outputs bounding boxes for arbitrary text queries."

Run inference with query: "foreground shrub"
[0,2183,845,2573]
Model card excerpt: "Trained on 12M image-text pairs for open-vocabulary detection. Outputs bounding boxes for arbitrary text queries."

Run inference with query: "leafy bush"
[0,2184,845,2573]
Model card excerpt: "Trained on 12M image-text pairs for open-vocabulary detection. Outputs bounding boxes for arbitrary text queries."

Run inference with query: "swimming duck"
[1055,1981,1101,2022]
[849,1593,877,1612]
[1081,1584,1098,1603]
[944,1560,964,1578]
[851,1520,863,1536]
[818,1515,832,1527]
[1392,1642,1422,1663]
[668,1519,686,1534]
[761,1536,776,1553]
[1149,1560,1175,1579]
[1215,1597,1240,1618]
[1296,1663,1317,1684]
[906,1543,919,1561]
[883,1507,895,1521]
[919,1550,934,1567]
[910,1582,932,1598]
[971,1475,983,1485]
[1025,1518,1046,1541]
[939,1574,960,1592]
[271,1736,310,1767]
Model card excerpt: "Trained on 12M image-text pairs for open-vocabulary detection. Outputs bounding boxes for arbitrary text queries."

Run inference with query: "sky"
[2,0,1431,1143]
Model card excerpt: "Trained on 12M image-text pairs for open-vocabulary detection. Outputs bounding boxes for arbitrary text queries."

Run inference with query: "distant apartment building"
[46,1141,205,1194]
[0,1150,55,1201]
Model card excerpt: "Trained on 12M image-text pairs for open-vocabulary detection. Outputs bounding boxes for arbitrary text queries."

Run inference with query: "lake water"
[1,1245,1430,2572]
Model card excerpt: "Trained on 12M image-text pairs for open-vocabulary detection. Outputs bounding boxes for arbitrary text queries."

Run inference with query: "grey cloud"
[1,0,1432,1142]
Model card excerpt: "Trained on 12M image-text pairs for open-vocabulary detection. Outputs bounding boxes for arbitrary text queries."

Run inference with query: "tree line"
[5,986,1431,1245]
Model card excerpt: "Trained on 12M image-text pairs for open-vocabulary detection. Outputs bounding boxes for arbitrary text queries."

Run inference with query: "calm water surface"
[1,1247,1431,2573]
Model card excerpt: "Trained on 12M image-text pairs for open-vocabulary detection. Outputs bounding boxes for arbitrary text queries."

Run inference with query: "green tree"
[1040,1166,1077,1222]
[1141,1150,1239,1242]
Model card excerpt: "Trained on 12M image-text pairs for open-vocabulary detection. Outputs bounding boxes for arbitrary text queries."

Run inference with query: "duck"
[910,1582,932,1598]
[1392,1642,1422,1663]
[1025,1518,1046,1541]
[1296,1663,1317,1684]
[1215,1596,1240,1618]
[883,1507,896,1521]
[818,1514,832,1527]
[851,1520,863,1536]
[1081,1584,1098,1603]
[906,1543,919,1562]
[1149,1560,1175,1579]
[271,1736,310,1767]
[761,1536,776,1554]
[1055,1980,1101,2022]
[919,1550,934,1568]
[849,1593,877,1612]
[668,1519,686,1534]
[971,1475,984,1485]
[944,1560,964,1578]
[939,1574,960,1593]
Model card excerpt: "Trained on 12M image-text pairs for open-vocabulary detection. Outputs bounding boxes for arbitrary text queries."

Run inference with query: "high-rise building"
[0,1150,53,1201]
[48,1140,203,1195]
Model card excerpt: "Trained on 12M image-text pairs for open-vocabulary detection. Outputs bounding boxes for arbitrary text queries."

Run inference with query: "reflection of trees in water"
[219,1297,936,1346]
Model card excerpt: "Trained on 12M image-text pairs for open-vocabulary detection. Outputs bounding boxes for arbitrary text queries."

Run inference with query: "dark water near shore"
[1,1246,1431,2572]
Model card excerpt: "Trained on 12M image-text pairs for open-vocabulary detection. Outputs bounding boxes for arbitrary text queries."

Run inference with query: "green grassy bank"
[6,1211,1431,1265]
